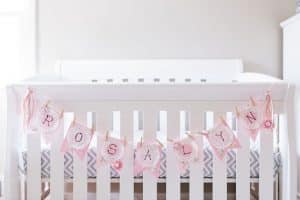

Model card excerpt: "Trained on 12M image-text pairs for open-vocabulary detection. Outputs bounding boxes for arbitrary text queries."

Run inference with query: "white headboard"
[56,59,243,83]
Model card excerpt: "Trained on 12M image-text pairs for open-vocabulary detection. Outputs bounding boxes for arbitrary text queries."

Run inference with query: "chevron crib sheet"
[19,147,281,179]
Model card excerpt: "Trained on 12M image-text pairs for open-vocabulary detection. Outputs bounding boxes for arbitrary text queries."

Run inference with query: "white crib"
[4,59,297,200]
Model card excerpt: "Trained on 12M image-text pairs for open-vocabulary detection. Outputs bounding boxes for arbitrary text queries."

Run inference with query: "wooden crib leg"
[41,182,50,200]
[275,174,279,200]
[41,188,50,200]
[24,180,27,200]
[250,183,258,200]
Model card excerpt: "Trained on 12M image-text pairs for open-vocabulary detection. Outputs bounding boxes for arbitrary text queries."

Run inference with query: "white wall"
[38,0,295,77]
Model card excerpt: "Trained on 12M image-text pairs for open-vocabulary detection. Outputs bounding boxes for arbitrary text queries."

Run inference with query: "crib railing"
[5,82,296,200]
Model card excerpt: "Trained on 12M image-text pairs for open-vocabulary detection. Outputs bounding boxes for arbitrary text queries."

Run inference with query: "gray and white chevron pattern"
[20,147,281,179]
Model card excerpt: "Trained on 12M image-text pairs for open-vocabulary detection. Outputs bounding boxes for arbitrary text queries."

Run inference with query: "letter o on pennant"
[67,130,91,150]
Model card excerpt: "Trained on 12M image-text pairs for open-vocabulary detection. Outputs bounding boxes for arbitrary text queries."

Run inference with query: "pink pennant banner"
[22,89,274,164]
[171,135,201,173]
[237,93,274,140]
[134,139,163,178]
[98,135,126,172]
[61,121,94,160]
[204,118,241,160]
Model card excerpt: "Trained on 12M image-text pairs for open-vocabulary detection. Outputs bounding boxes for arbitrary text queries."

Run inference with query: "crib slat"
[236,119,250,200]
[27,132,41,200]
[96,111,112,200]
[120,110,134,200]
[143,109,158,200]
[212,112,227,200]
[73,113,88,200]
[189,110,204,200]
[50,116,64,200]
[259,129,274,200]
[166,110,180,200]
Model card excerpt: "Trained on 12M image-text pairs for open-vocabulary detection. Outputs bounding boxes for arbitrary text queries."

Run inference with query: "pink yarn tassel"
[22,88,36,130]
[265,93,273,118]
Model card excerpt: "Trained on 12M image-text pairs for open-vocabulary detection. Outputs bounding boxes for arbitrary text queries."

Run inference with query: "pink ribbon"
[263,92,274,130]
[22,88,37,130]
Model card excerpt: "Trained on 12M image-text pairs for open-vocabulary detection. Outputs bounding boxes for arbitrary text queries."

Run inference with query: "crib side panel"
[15,89,287,200]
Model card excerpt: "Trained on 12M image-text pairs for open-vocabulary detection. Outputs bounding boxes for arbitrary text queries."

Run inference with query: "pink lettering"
[246,111,257,124]
[107,143,118,155]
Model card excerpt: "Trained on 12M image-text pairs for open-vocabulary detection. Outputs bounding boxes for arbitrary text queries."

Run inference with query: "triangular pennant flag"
[171,134,201,173]
[61,120,94,160]
[204,118,241,160]
[37,102,63,143]
[98,134,126,172]
[134,138,163,178]
[237,104,262,141]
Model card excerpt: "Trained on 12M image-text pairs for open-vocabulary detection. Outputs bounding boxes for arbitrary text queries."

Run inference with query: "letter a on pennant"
[134,139,162,177]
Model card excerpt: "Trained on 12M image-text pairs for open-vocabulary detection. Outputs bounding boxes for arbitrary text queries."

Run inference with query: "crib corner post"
[3,86,21,200]
[281,84,297,200]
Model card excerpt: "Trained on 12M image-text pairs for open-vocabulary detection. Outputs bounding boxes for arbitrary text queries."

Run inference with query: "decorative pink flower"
[263,120,274,129]
[112,160,123,172]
